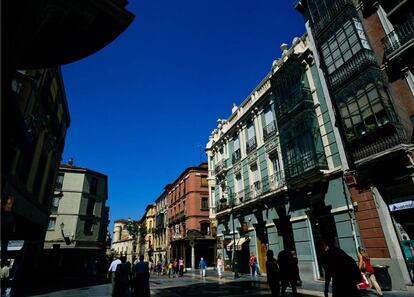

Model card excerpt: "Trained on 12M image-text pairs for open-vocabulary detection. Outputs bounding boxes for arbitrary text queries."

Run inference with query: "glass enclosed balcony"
[329,49,377,90]
[274,88,313,124]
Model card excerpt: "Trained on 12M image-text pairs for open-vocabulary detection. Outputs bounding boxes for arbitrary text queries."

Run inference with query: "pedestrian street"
[26,271,413,297]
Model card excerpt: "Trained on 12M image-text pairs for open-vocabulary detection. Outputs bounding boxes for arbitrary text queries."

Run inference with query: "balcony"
[351,123,408,162]
[250,181,262,199]
[232,149,241,164]
[284,151,328,180]
[311,0,355,36]
[382,17,414,59]
[246,137,257,154]
[263,121,277,141]
[262,172,286,194]
[214,159,228,175]
[329,49,378,90]
[274,88,314,125]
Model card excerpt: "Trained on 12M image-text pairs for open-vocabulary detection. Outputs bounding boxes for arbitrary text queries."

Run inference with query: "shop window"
[48,218,56,230]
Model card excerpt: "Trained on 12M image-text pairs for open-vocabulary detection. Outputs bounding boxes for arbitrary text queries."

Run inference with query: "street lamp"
[220,187,239,278]
[60,222,72,245]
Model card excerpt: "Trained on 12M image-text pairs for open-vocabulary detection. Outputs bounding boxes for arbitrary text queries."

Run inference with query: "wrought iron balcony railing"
[274,88,313,124]
[352,124,408,161]
[382,16,414,57]
[263,121,277,141]
[246,137,257,154]
[250,181,262,199]
[329,49,379,90]
[232,149,241,164]
[214,158,227,175]
[284,151,327,180]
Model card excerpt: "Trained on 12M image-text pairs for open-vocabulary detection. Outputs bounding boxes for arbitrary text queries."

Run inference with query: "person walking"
[266,250,280,297]
[199,257,207,278]
[249,254,257,277]
[323,240,361,297]
[291,250,301,286]
[216,255,224,279]
[113,256,131,297]
[108,255,122,296]
[278,250,297,297]
[178,257,184,277]
[358,247,383,297]
[0,260,11,297]
[173,259,178,277]
[132,255,150,297]
[168,261,173,278]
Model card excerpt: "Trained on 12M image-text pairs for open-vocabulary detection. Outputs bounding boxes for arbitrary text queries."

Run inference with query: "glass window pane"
[343,51,352,61]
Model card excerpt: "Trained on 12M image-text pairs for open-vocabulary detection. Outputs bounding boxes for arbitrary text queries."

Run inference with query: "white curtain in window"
[264,109,274,125]
[234,137,240,151]
[247,124,255,139]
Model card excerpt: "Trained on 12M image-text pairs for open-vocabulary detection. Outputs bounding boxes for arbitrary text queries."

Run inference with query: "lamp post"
[220,187,239,278]
[60,222,72,245]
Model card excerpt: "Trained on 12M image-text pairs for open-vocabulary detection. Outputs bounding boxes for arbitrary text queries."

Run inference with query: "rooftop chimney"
[68,157,74,166]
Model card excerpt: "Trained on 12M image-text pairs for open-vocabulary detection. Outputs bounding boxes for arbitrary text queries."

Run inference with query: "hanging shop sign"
[389,200,414,212]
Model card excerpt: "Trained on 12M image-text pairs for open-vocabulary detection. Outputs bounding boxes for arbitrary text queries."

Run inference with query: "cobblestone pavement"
[27,271,413,297]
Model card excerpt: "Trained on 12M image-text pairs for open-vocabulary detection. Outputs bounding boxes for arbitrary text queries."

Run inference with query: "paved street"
[27,271,413,297]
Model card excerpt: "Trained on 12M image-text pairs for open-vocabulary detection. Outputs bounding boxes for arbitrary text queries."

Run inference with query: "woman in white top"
[217,255,223,278]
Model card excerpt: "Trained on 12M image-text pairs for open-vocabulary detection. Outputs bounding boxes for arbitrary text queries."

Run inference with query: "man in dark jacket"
[278,250,298,296]
[266,250,280,297]
[323,240,361,297]
[132,255,150,297]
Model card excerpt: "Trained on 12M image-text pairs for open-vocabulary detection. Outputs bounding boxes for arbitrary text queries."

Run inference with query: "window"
[339,84,391,141]
[84,220,93,234]
[236,174,243,192]
[232,135,241,163]
[55,173,64,189]
[86,199,95,216]
[201,197,209,210]
[246,122,257,153]
[200,222,210,235]
[51,196,60,212]
[308,0,329,22]
[321,19,367,74]
[270,155,282,182]
[251,165,261,191]
[200,176,208,187]
[90,177,98,195]
[264,108,276,140]
[48,218,56,230]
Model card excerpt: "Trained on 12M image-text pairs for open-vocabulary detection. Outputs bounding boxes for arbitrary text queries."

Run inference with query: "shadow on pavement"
[24,277,110,296]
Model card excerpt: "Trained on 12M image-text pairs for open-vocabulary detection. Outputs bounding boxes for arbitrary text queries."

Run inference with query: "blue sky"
[61,0,305,229]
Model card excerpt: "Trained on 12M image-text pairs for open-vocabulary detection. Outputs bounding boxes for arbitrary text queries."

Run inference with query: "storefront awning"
[226,237,250,251]
[226,240,235,251]
[235,237,249,251]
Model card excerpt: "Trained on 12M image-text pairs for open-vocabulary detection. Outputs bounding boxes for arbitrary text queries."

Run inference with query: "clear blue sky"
[61,0,305,230]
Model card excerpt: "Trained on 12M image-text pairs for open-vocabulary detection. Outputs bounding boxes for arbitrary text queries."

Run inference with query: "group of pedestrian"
[108,255,150,297]
[165,257,185,277]
[265,249,301,297]
[265,240,388,297]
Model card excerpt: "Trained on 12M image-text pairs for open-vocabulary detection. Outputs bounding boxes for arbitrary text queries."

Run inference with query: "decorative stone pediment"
[265,139,278,155]
[233,162,241,174]
[248,152,257,165]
